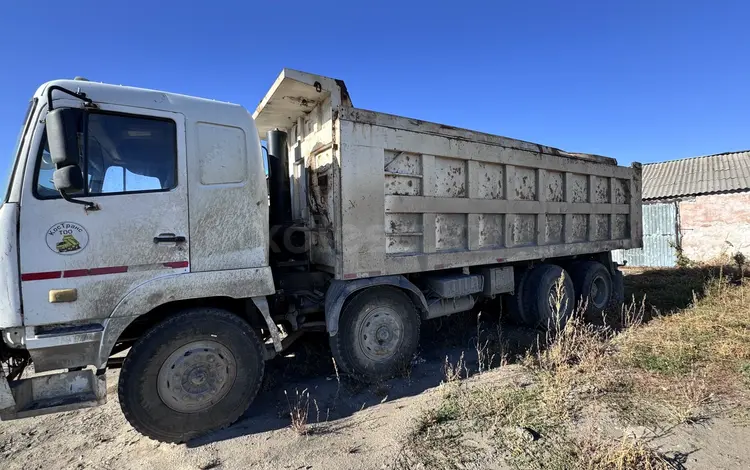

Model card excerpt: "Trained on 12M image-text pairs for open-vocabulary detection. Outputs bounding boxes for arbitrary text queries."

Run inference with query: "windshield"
[3,99,36,202]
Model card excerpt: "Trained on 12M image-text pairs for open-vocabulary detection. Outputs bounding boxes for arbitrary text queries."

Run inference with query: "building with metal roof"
[643,150,750,201]
[614,150,750,267]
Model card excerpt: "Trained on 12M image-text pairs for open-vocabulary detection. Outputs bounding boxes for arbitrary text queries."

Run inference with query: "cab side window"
[35,137,63,198]
[35,112,177,198]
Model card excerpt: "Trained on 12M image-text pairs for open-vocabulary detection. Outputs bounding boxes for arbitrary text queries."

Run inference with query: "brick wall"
[678,191,750,262]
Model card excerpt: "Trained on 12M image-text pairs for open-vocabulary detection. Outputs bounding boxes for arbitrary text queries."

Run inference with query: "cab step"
[0,369,106,420]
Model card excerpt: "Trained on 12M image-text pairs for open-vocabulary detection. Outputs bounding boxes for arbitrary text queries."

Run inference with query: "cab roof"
[35,79,249,120]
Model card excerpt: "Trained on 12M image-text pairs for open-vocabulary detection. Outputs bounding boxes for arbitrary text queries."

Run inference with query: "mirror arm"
[59,190,99,212]
[47,86,95,111]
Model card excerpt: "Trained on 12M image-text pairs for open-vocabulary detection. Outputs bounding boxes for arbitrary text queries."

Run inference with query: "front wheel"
[330,287,421,382]
[118,308,265,443]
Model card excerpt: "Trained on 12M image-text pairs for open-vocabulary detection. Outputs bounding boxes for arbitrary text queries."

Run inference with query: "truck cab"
[1,79,277,438]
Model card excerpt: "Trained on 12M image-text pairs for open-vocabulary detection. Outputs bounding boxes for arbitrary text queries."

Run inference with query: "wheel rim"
[357,306,404,362]
[157,340,237,413]
[590,276,609,308]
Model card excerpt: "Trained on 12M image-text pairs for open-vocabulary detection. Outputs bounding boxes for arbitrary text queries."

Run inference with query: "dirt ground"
[2,362,749,470]
[2,267,749,469]
[0,336,476,470]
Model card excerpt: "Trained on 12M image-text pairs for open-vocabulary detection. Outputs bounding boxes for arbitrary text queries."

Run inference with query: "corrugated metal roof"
[643,150,750,200]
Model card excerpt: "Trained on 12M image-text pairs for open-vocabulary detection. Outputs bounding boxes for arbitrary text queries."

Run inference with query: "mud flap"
[252,296,282,353]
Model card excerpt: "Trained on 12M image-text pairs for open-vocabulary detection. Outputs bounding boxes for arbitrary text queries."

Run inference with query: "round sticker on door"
[46,222,89,255]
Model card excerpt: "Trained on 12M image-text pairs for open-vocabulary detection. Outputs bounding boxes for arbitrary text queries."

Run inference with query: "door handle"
[154,233,187,244]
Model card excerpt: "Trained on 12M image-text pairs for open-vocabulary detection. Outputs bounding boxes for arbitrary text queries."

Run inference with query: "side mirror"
[53,165,84,192]
[47,108,85,168]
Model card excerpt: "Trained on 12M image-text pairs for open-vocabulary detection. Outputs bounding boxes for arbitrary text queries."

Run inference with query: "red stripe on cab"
[24,261,187,282]
[163,261,189,269]
[21,271,62,281]
[63,269,90,278]
[88,266,129,276]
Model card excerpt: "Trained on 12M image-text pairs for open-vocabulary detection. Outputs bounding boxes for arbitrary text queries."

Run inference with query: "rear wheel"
[330,287,421,382]
[505,267,533,325]
[118,308,265,443]
[570,261,613,317]
[522,264,575,330]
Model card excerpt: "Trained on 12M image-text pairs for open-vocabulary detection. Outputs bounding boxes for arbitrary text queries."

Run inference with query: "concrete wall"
[678,191,750,262]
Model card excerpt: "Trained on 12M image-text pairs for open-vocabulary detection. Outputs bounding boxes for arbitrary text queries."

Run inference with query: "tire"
[522,264,575,330]
[505,267,532,325]
[118,308,265,443]
[609,267,625,311]
[330,287,421,382]
[570,261,613,318]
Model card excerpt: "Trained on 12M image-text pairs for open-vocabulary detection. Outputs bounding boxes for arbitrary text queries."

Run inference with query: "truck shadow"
[188,266,732,447]
[187,308,535,448]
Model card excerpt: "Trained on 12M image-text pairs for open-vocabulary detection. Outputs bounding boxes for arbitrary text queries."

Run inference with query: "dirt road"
[0,331,475,470]
[2,360,749,470]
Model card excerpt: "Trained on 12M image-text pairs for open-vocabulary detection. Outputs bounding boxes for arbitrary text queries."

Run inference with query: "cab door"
[18,104,190,327]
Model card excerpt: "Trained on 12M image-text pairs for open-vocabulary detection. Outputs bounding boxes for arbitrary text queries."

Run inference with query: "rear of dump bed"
[253,70,643,279]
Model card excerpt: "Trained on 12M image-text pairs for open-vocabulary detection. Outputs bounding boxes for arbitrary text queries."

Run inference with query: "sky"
[2,0,750,186]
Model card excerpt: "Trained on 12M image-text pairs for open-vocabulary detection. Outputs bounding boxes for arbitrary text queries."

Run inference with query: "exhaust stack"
[267,129,292,227]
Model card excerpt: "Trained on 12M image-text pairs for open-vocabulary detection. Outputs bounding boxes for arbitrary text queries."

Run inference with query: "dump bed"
[254,70,643,279]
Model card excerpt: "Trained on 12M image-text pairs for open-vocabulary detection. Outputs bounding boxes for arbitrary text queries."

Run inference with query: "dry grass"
[395,265,750,469]
[574,434,679,470]
[616,273,750,382]
[442,351,467,383]
[284,388,311,435]
[601,271,750,430]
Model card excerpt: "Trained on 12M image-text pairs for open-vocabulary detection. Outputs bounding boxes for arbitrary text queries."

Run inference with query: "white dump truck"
[0,69,642,442]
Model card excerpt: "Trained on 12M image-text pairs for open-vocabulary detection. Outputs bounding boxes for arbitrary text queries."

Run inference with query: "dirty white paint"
[98,266,275,366]
[288,95,340,272]
[189,115,268,272]
[477,214,504,248]
[337,110,639,276]
[252,70,643,280]
[435,214,467,251]
[385,213,422,255]
[384,150,422,197]
[545,215,565,244]
[434,156,466,198]
[613,178,631,204]
[251,295,282,352]
[1,368,106,419]
[197,123,248,185]
[570,214,589,242]
[546,171,565,202]
[253,71,353,276]
[474,162,504,199]
[0,203,22,328]
[17,102,190,328]
[4,80,278,377]
[612,214,630,240]
[0,69,645,424]
[336,100,640,275]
